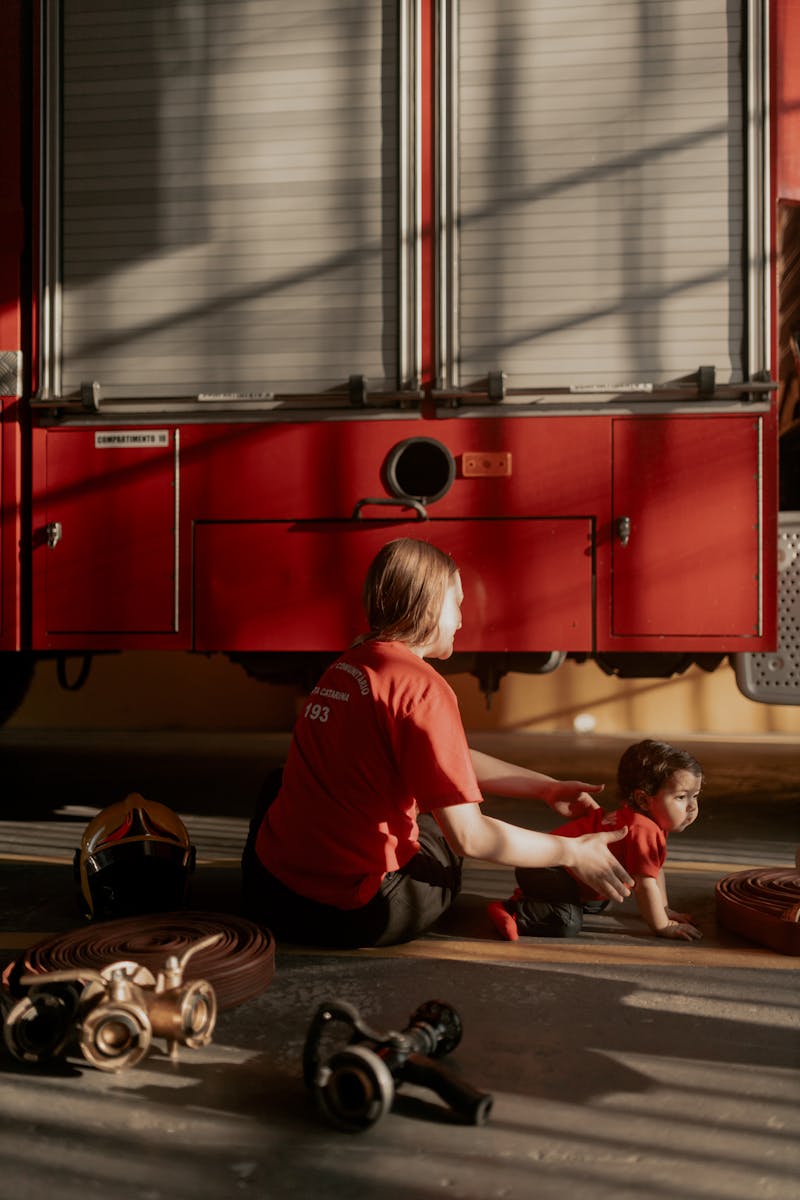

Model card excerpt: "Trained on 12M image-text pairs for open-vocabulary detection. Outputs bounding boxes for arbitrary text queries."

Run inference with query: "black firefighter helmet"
[74,793,196,920]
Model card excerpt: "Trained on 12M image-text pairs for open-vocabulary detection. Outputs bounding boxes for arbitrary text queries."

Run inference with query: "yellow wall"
[6,650,800,737]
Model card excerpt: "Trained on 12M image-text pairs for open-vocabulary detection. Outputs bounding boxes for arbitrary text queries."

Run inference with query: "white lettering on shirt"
[333,661,370,695]
[313,686,350,702]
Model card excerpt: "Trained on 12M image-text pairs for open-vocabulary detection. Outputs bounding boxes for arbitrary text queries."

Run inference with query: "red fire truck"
[1,0,798,720]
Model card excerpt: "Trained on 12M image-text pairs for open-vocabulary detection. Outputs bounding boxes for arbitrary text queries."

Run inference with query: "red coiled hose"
[6,912,275,1010]
[715,868,800,955]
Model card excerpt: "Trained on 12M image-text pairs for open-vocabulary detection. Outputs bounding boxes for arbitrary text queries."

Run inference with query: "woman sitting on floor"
[242,537,633,948]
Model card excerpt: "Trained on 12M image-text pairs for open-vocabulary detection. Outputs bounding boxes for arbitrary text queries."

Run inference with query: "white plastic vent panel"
[734,513,800,704]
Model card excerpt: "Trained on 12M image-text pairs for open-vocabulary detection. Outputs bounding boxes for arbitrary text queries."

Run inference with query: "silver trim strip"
[435,400,772,419]
[413,0,422,389]
[747,0,770,377]
[440,0,459,387]
[39,0,62,400]
[398,0,410,385]
[398,1,421,389]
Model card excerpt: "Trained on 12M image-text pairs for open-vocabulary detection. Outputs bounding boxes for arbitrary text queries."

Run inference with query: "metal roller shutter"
[60,0,398,398]
[454,0,746,388]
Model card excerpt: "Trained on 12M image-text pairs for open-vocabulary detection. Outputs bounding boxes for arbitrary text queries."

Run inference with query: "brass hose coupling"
[3,932,222,1071]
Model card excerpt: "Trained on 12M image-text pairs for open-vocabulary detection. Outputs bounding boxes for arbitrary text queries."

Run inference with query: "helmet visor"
[84,840,194,920]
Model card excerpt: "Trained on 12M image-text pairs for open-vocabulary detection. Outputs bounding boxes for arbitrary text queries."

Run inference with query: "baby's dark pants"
[511,866,608,938]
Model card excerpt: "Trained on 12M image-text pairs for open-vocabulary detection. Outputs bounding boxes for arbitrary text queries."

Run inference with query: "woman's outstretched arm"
[469,747,604,818]
[434,801,633,903]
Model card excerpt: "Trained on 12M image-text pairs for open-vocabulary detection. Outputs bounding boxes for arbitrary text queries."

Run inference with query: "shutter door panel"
[61,0,398,398]
[456,0,745,387]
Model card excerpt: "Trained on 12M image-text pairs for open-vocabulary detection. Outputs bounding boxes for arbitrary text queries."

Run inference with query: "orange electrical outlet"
[461,451,512,477]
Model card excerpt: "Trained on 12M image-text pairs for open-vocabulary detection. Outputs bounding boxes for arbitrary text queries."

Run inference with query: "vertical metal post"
[746,0,770,380]
[38,0,62,400]
[398,0,421,390]
[438,0,458,389]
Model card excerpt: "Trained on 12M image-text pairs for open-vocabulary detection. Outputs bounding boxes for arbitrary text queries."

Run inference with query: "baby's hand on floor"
[658,920,702,942]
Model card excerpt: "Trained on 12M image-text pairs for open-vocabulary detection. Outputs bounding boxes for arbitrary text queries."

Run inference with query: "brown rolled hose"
[6,912,275,1010]
[715,869,800,956]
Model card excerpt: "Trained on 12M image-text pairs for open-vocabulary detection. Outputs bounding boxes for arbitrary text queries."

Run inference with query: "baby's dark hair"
[617,739,703,808]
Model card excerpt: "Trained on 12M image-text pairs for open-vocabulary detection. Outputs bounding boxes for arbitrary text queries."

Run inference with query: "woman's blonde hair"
[362,538,458,647]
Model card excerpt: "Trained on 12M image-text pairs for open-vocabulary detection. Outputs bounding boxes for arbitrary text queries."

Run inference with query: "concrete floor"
[0,729,798,1200]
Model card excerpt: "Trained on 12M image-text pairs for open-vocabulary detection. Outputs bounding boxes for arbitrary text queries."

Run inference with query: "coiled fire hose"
[1,913,275,1070]
[303,998,493,1132]
[3,911,275,1010]
[715,868,800,956]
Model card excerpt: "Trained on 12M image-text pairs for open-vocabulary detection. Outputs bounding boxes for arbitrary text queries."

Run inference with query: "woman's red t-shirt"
[255,640,483,908]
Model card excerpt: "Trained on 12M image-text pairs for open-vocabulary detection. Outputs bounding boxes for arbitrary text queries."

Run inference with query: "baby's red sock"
[487,900,519,941]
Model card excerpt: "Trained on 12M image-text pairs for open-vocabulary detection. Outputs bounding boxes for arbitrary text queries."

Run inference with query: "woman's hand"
[565,827,633,902]
[468,750,604,817]
[544,780,604,819]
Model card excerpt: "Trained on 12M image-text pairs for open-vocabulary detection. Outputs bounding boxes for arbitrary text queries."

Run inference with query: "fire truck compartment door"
[193,519,594,652]
[611,415,761,637]
[41,430,177,634]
